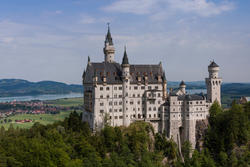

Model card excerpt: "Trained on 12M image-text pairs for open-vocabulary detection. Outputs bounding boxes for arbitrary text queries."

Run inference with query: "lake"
[0,89,206,103]
[0,93,83,103]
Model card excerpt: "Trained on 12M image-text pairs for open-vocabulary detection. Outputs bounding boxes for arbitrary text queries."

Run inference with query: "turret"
[179,80,186,94]
[122,47,130,126]
[208,61,219,78]
[205,61,222,105]
[162,71,167,99]
[103,24,115,63]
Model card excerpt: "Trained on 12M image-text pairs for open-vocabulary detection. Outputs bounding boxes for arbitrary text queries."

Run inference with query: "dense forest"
[0,102,249,167]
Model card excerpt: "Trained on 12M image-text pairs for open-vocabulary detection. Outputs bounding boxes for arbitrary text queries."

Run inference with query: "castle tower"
[122,47,130,126]
[103,24,115,63]
[179,80,186,94]
[205,61,222,105]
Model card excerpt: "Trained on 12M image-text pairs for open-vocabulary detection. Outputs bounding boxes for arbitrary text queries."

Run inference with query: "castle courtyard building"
[82,27,222,150]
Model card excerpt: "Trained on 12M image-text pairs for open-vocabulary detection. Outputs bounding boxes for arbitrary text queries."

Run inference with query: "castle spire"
[103,23,115,63]
[122,46,129,65]
[105,23,113,45]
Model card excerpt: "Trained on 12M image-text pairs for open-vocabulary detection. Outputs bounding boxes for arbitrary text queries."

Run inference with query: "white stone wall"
[206,78,222,104]
[83,82,165,132]
[168,96,211,149]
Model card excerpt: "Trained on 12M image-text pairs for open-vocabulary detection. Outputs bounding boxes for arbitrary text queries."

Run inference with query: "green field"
[0,97,83,129]
[46,97,83,107]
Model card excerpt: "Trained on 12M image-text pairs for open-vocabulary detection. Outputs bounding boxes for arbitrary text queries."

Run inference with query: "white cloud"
[103,0,234,18]
[80,14,96,24]
[103,0,156,14]
[79,14,112,25]
[167,0,234,17]
[55,10,63,14]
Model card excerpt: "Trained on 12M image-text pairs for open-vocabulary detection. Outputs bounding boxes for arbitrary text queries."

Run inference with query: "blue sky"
[0,0,249,84]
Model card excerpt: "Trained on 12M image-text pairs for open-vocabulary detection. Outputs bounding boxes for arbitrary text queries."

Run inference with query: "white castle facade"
[82,27,222,149]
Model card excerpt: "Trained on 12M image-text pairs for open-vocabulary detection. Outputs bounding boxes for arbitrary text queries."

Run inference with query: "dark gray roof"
[122,49,129,65]
[105,27,113,45]
[180,80,185,86]
[83,62,166,84]
[208,61,219,67]
[177,94,205,101]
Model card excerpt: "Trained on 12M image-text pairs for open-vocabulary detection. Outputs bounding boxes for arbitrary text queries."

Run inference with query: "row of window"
[109,113,161,119]
[172,107,204,112]
[172,113,204,118]
[99,93,162,99]
[99,85,160,91]
[100,100,162,107]
[172,101,205,105]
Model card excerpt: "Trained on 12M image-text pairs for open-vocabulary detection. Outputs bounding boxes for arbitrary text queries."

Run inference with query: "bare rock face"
[195,119,209,151]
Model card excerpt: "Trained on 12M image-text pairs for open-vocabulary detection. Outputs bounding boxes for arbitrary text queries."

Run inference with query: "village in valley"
[0,99,82,125]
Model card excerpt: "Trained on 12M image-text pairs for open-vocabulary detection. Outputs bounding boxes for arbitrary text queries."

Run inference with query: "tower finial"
[107,22,110,30]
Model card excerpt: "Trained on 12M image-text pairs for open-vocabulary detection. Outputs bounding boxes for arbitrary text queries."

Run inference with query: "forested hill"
[0,79,83,97]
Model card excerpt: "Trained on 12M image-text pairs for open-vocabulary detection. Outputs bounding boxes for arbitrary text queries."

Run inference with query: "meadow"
[0,97,83,129]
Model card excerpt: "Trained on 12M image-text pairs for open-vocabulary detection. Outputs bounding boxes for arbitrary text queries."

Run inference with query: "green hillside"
[0,79,83,97]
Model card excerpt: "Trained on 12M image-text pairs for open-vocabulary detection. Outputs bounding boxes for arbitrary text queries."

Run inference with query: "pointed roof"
[122,47,129,65]
[105,23,113,45]
[209,61,219,67]
[180,80,186,86]
[162,71,166,81]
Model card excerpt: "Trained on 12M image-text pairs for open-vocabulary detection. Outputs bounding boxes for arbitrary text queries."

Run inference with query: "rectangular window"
[134,86,138,90]
[106,87,110,91]
[141,86,145,90]
[114,87,117,90]
[119,87,122,90]
[100,87,103,91]
[100,110,104,113]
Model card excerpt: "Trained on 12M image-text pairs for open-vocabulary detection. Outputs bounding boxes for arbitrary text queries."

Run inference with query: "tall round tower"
[103,24,115,63]
[122,47,130,126]
[205,61,222,105]
[179,80,186,94]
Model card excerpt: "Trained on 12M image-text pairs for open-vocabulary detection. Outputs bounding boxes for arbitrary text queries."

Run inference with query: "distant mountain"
[0,79,83,97]
[222,83,250,96]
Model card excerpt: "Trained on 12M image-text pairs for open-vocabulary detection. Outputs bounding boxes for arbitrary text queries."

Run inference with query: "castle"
[82,26,222,149]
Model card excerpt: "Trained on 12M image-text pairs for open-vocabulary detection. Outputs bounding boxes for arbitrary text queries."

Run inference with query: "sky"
[0,0,249,84]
